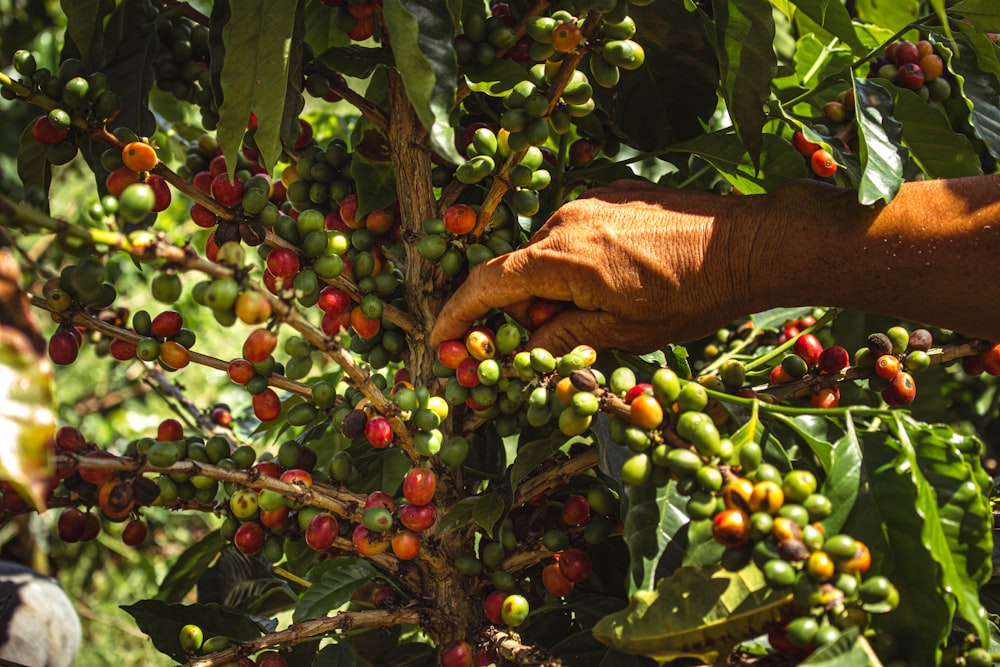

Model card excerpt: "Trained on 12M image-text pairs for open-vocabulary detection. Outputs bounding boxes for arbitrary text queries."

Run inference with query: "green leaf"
[217,0,299,175]
[819,420,863,536]
[99,1,164,140]
[800,628,871,666]
[349,118,398,218]
[769,414,833,472]
[860,420,990,663]
[749,307,816,331]
[670,132,808,194]
[854,0,920,32]
[945,27,1000,158]
[622,480,687,593]
[509,430,566,492]
[315,45,394,80]
[711,0,776,168]
[436,493,506,537]
[313,642,359,666]
[550,629,649,666]
[0,327,55,511]
[17,123,51,214]
[155,530,226,603]
[905,420,992,637]
[889,85,982,178]
[464,60,532,94]
[121,600,265,662]
[593,3,718,152]
[952,0,1000,31]
[352,446,410,496]
[293,557,377,623]
[793,33,854,90]
[788,0,866,54]
[381,0,461,165]
[60,0,114,69]
[853,78,905,205]
[593,564,795,663]
[304,0,351,52]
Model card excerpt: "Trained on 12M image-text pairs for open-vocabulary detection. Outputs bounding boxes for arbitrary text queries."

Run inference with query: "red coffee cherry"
[810,149,837,178]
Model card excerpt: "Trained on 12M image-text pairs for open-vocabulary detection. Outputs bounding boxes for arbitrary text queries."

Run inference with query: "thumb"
[526,310,663,355]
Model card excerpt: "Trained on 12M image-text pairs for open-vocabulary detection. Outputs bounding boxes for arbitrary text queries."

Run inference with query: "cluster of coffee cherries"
[42,257,120,366]
[790,129,838,179]
[319,0,381,42]
[868,38,952,103]
[707,467,898,657]
[8,52,121,167]
[417,204,519,277]
[179,623,289,665]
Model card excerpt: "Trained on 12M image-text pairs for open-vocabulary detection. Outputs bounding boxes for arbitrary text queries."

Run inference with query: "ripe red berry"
[818,345,850,374]
[211,173,245,207]
[402,467,436,505]
[561,495,591,526]
[266,247,301,279]
[157,418,184,441]
[810,149,837,178]
[33,116,69,145]
[791,130,820,157]
[896,62,925,90]
[365,416,394,449]
[443,204,476,235]
[892,41,920,66]
[557,547,592,583]
[794,333,824,367]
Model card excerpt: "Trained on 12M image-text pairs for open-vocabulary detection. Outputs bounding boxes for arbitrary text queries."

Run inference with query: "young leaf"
[217,0,299,175]
[381,0,461,165]
[853,78,905,205]
[712,0,777,169]
[292,557,377,623]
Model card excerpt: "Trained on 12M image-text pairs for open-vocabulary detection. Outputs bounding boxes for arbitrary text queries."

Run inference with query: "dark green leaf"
[436,493,505,537]
[16,123,51,214]
[853,78,905,205]
[509,430,566,492]
[712,0,777,168]
[861,421,989,663]
[944,27,1000,159]
[60,0,114,69]
[464,60,532,94]
[313,642,359,666]
[155,530,225,603]
[952,0,1000,31]
[788,0,866,53]
[304,0,351,52]
[352,446,410,496]
[217,0,300,175]
[889,85,982,178]
[551,630,654,667]
[315,46,394,80]
[623,480,687,593]
[98,1,163,141]
[670,132,808,194]
[349,118,397,218]
[680,517,724,568]
[819,421,863,536]
[769,414,833,472]
[382,0,461,164]
[594,3,717,152]
[293,557,377,623]
[225,577,299,616]
[121,600,265,662]
[800,628,869,666]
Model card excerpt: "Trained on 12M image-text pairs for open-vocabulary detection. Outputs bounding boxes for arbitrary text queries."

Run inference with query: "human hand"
[430,181,768,354]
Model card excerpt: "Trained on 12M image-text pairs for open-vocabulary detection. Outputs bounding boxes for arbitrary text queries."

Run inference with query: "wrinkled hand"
[430,181,766,354]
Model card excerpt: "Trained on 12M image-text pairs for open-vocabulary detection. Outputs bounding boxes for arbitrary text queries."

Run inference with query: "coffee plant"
[1,1,1000,666]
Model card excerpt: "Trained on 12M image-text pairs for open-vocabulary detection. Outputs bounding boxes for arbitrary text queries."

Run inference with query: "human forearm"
[756,176,1000,341]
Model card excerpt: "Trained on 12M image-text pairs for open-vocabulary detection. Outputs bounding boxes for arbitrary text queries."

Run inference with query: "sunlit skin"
[430,176,1000,354]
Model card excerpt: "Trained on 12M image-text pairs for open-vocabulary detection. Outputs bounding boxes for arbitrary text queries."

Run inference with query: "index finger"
[430,251,539,347]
